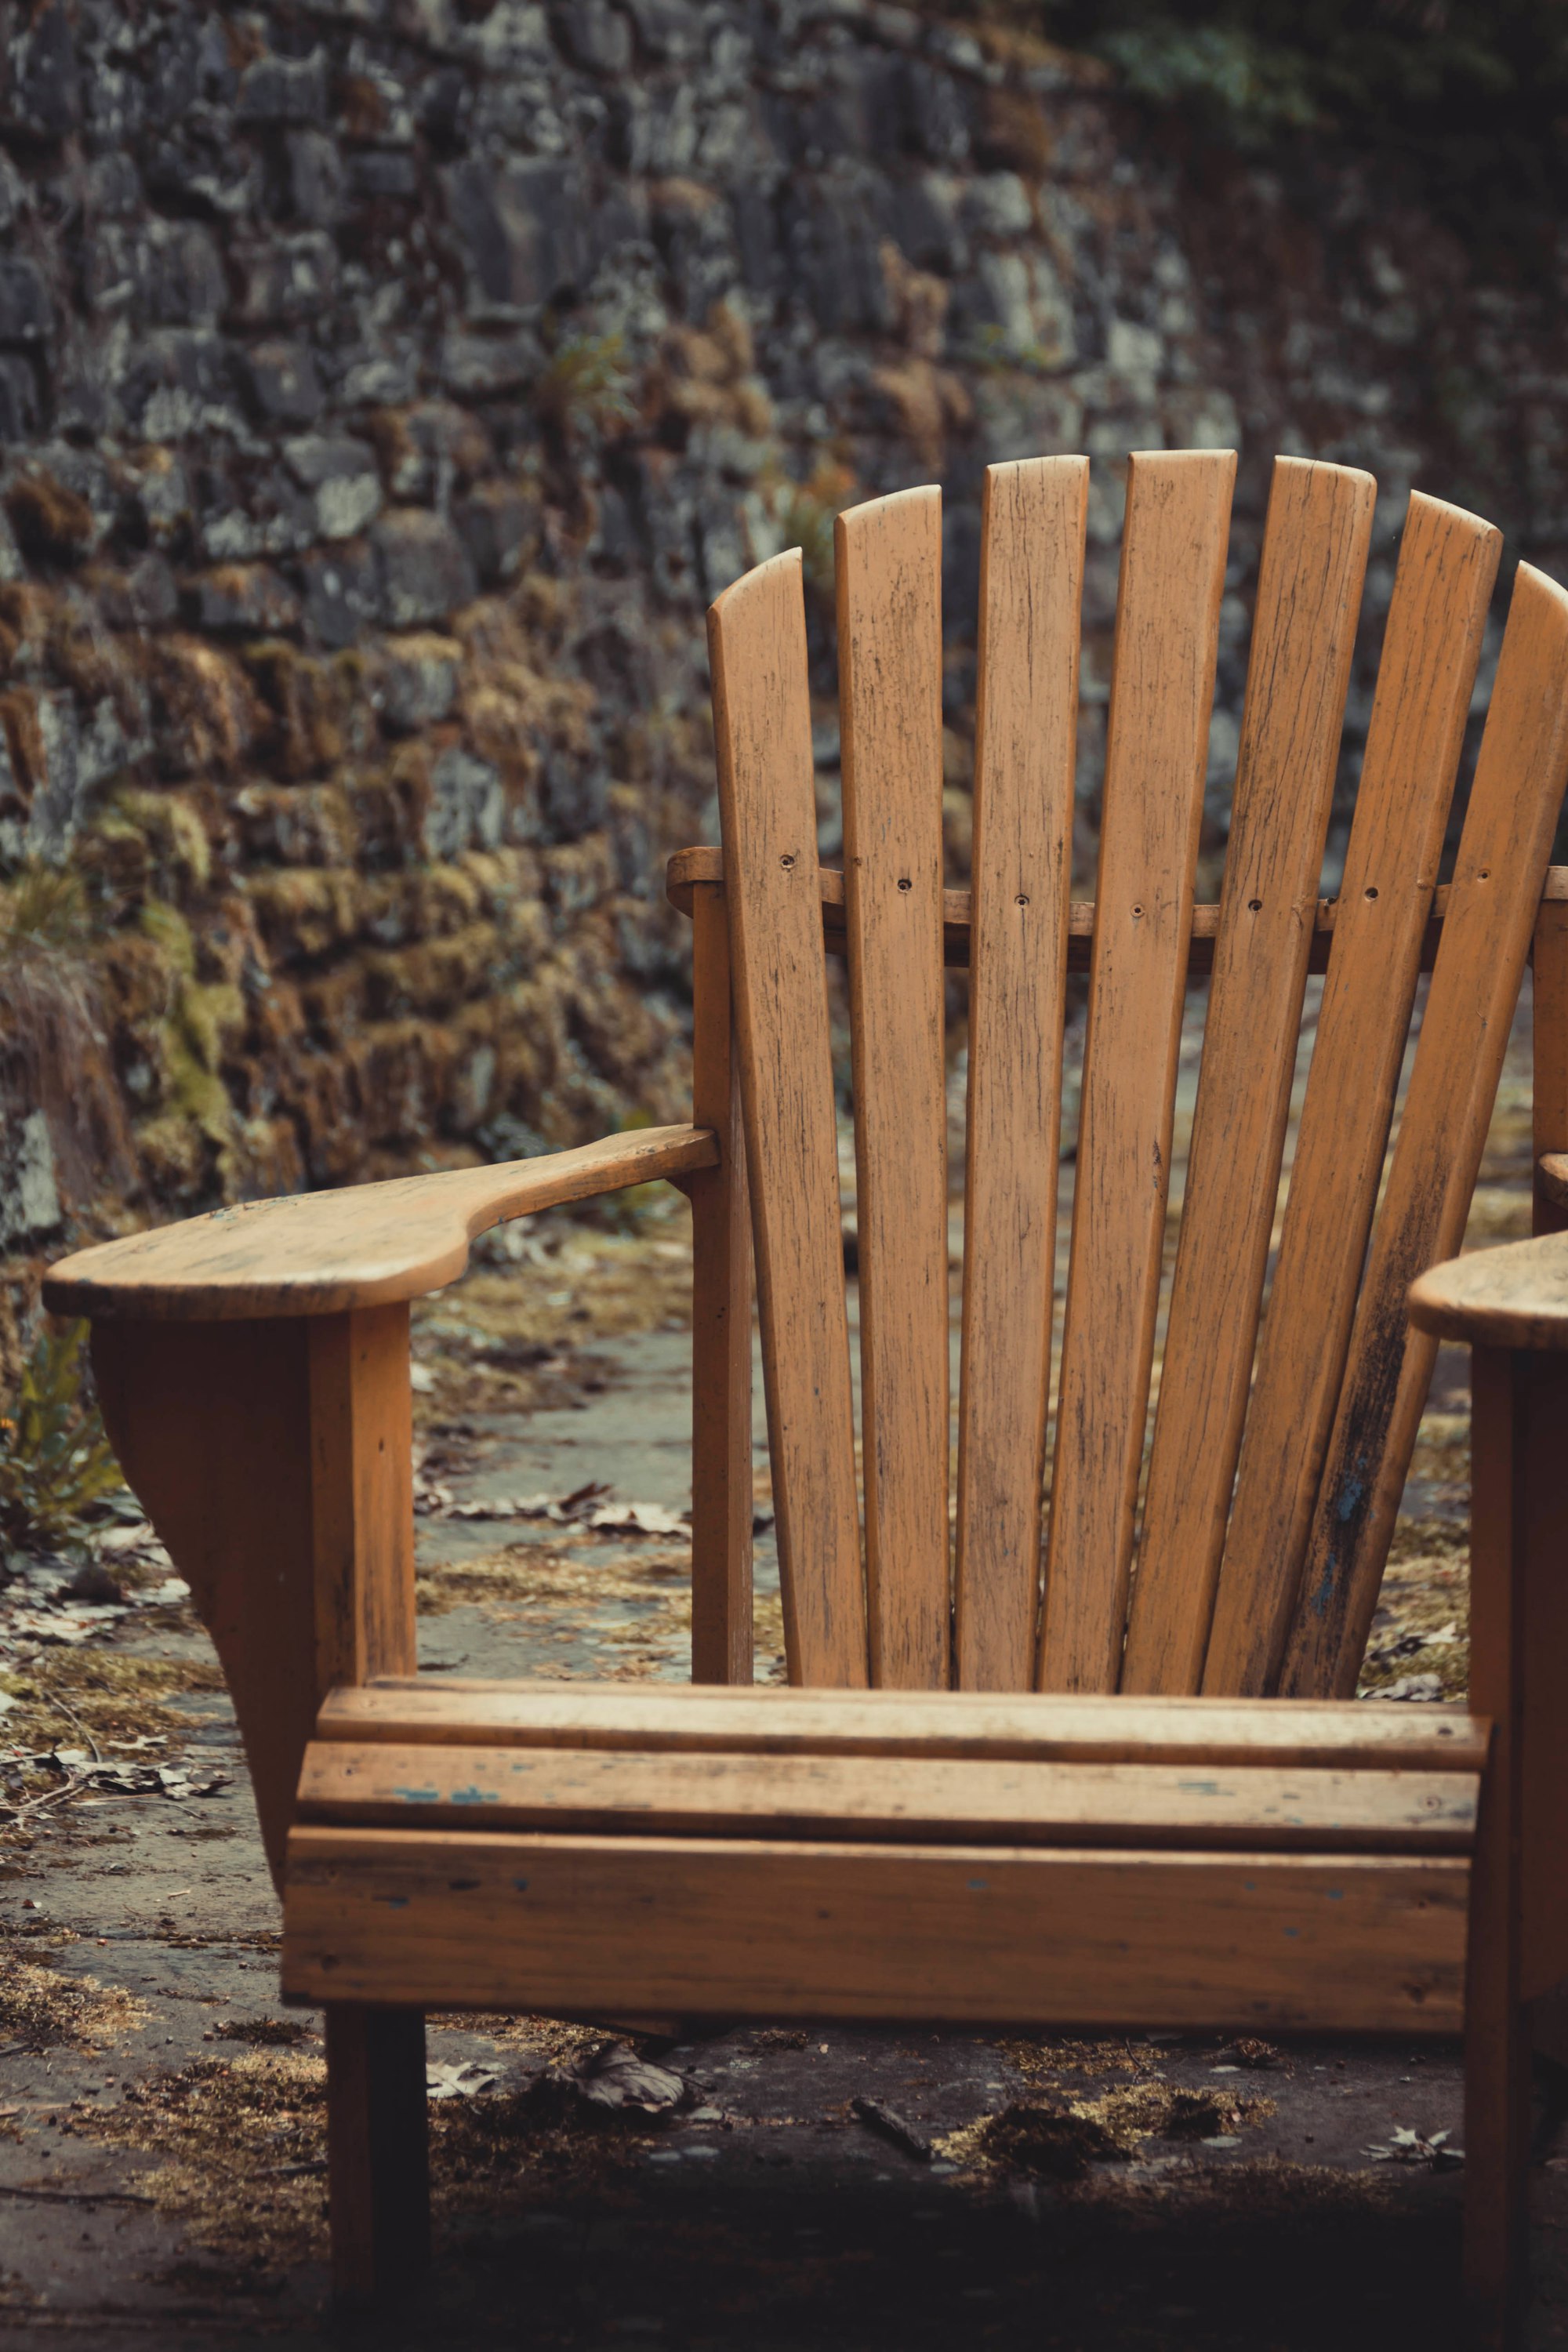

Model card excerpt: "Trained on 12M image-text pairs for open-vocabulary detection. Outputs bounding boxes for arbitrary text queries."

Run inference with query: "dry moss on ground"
[77,2033,664,2280]
[0,1921,147,2053]
[935,2082,1276,2182]
[0,1648,225,1761]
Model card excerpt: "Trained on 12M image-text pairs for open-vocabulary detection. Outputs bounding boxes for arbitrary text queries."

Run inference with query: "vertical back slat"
[1037,448,1236,1693]
[686,878,754,1686]
[1120,457,1375,1693]
[708,552,867,1687]
[1203,494,1501,1694]
[836,488,950,1689]
[955,457,1087,1691]
[1281,561,1568,1697]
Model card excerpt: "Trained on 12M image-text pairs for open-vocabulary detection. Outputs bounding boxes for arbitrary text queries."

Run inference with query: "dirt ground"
[2,989,1566,2348]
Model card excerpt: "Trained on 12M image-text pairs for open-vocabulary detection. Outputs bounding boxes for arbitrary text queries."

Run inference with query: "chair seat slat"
[321,1678,1492,1770]
[1204,493,1502,1694]
[300,1740,1479,1851]
[956,457,1087,1690]
[1039,450,1236,1692]
[285,1827,1469,2034]
[1123,458,1375,1693]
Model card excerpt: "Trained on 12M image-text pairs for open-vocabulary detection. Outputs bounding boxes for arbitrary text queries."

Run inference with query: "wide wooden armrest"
[1410,1227,1568,1348]
[42,1125,717,1322]
[1537,1152,1568,1211]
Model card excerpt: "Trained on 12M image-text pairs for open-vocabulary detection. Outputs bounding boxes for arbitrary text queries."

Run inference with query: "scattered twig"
[43,1692,101,1766]
[0,2182,155,2205]
[851,2096,932,2161]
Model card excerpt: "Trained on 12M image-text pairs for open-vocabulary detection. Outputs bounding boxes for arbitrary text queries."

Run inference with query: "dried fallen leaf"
[561,2042,690,2116]
[1365,2124,1464,2169]
[426,2059,504,2100]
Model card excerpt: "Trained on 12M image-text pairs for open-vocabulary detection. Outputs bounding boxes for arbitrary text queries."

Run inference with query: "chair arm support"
[1409,1221,1568,1350]
[42,1124,717,1322]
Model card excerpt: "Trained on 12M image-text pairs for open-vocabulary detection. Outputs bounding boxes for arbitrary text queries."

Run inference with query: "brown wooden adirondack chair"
[43,449,1568,2347]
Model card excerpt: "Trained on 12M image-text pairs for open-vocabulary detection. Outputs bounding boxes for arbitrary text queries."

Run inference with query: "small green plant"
[959,324,1065,379]
[0,1320,125,1555]
[0,865,89,960]
[768,456,857,595]
[533,335,637,440]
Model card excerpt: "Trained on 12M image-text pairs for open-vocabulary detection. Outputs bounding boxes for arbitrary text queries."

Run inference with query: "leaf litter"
[935,2082,1277,2183]
[74,2033,697,2278]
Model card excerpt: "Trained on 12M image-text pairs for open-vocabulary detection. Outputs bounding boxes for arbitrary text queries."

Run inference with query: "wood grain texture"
[955,456,1087,1691]
[1464,1347,1533,2343]
[307,1305,416,1693]
[43,1127,717,1321]
[708,550,866,1686]
[92,1309,416,1885]
[91,1317,319,1886]
[1124,459,1374,1695]
[1534,901,1568,1239]
[318,1679,1490,1773]
[1205,492,1503,1696]
[1536,1153,1568,1210]
[1410,1232,1568,1348]
[680,880,753,1684]
[1039,448,1236,1692]
[668,844,1568,977]
[1283,561,1568,1698]
[282,1826,1468,2032]
[837,486,951,1689]
[299,1739,1479,1852]
[324,2005,429,2307]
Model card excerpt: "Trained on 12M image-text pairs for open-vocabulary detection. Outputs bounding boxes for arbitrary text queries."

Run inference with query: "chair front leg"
[327,2007,431,2305]
[91,1306,431,2303]
[1466,1342,1568,2347]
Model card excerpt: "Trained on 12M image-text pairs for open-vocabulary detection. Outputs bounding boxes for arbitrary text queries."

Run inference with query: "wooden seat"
[45,448,1568,2345]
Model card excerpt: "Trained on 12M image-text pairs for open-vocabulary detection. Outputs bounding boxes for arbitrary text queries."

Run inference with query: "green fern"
[0,1321,125,1554]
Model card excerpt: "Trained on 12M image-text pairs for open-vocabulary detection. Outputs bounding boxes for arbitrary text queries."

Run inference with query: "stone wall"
[3,0,1567,1385]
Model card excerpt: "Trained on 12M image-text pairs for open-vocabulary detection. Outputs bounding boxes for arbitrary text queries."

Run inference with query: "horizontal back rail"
[668,850,1568,978]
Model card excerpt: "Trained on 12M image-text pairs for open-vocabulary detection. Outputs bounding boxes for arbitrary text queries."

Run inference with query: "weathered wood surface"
[319,1679,1490,1772]
[307,1306,417,1696]
[1533,1152,1568,1213]
[1040,448,1235,1691]
[1126,456,1374,1695]
[1459,1343,1568,2339]
[837,488,951,1688]
[92,1308,416,1886]
[1410,1232,1568,1348]
[955,456,1086,1691]
[708,548,866,1686]
[666,850,1568,971]
[680,880,753,1685]
[1283,560,1568,1697]
[1207,490,1501,1696]
[1534,902,1568,1241]
[283,1826,1468,2031]
[325,2006,429,2306]
[43,1127,717,1321]
[299,1739,1479,1851]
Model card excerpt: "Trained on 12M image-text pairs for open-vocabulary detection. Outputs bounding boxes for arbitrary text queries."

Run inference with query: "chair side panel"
[955,456,1086,1690]
[1038,448,1235,1692]
[1123,457,1374,1693]
[1205,493,1501,1694]
[1282,561,1568,1696]
[708,553,867,1686]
